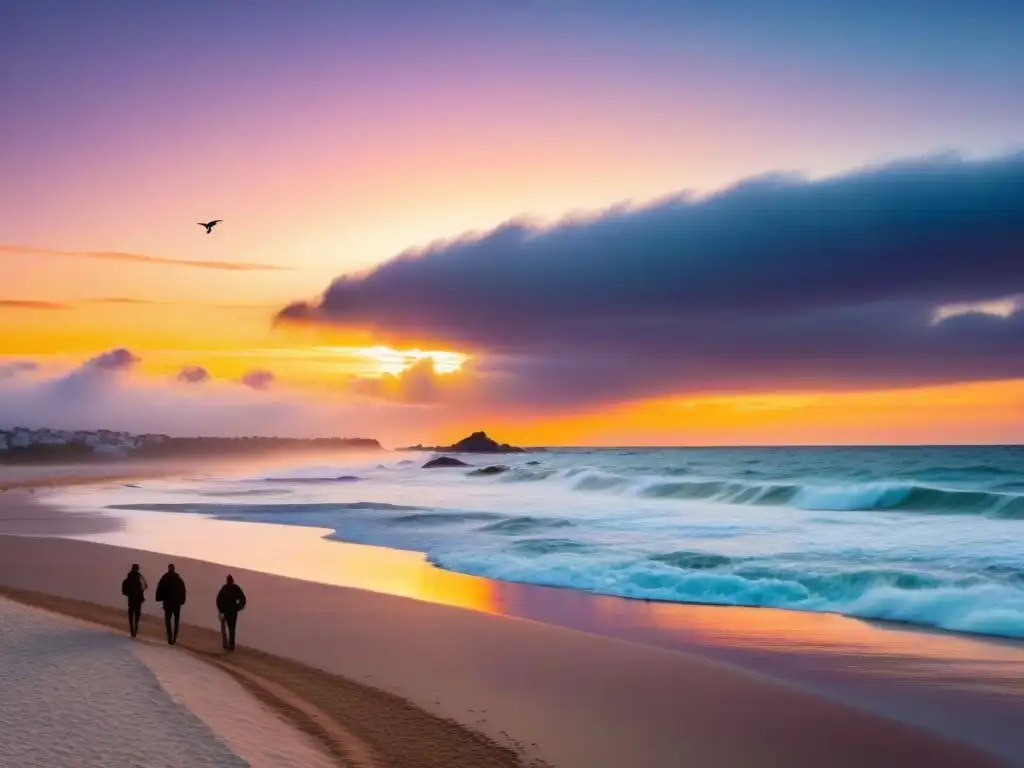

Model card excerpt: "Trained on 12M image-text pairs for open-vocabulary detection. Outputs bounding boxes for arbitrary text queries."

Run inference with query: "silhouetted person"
[216,574,247,651]
[120,563,148,638]
[154,564,186,645]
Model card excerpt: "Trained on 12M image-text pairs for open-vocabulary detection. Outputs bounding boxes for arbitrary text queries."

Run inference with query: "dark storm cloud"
[279,153,1024,405]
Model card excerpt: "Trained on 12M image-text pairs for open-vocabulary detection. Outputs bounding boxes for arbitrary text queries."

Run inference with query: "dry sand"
[0,596,337,768]
[131,639,341,768]
[0,493,1006,768]
[0,585,534,768]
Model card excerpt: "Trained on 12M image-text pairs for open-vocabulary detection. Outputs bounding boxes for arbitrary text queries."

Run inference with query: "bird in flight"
[198,220,222,234]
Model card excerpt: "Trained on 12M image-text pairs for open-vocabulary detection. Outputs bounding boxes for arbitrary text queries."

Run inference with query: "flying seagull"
[198,220,222,234]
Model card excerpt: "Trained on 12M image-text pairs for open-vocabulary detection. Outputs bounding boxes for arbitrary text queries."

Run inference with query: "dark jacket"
[121,571,146,603]
[216,583,247,615]
[155,572,187,607]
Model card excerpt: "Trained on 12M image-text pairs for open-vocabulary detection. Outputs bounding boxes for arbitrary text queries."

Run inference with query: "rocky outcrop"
[468,465,509,476]
[448,431,521,453]
[401,431,545,454]
[423,456,471,469]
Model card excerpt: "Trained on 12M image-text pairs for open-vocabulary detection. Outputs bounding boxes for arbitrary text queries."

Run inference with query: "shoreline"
[15,470,1024,648]
[4,469,1024,763]
[11,457,1024,645]
[0,529,1006,767]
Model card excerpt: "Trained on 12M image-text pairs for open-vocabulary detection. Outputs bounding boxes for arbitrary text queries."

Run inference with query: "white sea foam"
[429,550,1024,637]
[53,445,1024,639]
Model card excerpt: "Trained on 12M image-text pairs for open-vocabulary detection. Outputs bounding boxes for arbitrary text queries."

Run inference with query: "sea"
[55,444,1024,640]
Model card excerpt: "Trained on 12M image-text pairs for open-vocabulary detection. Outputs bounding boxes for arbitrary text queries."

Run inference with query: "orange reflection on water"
[631,600,1023,660]
[413,561,504,615]
[78,507,504,614]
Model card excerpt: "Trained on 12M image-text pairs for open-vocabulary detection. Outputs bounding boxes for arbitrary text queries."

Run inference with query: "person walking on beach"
[120,564,147,638]
[216,574,246,651]
[154,564,186,645]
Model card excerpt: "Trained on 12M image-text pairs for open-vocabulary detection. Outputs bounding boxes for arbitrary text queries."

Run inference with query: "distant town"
[0,427,381,463]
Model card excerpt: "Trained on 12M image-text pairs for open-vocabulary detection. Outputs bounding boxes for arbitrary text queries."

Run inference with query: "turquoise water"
[80,445,1024,638]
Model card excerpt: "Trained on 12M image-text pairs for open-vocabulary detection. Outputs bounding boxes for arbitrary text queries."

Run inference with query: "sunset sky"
[2,0,1023,446]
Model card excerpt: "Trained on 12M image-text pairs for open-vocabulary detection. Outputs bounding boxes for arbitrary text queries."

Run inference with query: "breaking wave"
[494,467,1024,517]
[107,502,576,537]
[96,445,1024,640]
[430,550,1024,638]
[479,516,575,534]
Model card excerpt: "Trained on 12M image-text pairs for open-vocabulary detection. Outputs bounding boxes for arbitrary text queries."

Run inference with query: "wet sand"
[0,498,1005,768]
[0,489,123,536]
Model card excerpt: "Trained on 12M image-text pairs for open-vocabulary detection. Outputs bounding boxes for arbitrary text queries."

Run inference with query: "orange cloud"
[0,300,71,310]
[80,297,165,305]
[0,245,286,272]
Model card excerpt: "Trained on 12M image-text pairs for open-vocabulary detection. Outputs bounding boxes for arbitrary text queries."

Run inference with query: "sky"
[1,0,1022,445]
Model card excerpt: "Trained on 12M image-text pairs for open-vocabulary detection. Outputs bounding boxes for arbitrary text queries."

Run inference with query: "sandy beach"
[0,479,1008,767]
[0,597,342,768]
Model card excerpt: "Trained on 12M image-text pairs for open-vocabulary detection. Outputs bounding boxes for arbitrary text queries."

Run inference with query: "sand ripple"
[0,598,330,767]
[133,642,337,768]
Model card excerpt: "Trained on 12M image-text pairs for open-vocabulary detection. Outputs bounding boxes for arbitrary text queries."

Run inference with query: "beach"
[0,597,341,768]
[0,474,1012,767]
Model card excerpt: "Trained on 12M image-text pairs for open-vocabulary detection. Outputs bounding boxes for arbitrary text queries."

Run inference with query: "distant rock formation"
[450,432,521,453]
[401,431,545,454]
[263,475,362,483]
[423,456,471,469]
[468,465,509,476]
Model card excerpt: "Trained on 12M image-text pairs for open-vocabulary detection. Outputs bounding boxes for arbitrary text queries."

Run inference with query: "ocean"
[60,445,1024,640]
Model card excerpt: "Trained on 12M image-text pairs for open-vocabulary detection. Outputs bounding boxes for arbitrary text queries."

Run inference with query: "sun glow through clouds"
[932,298,1019,324]
[342,346,469,376]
